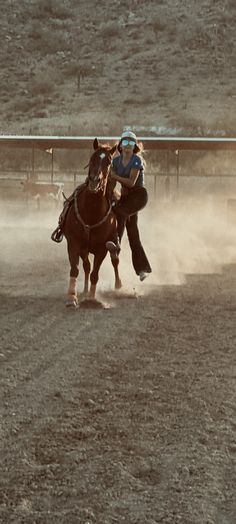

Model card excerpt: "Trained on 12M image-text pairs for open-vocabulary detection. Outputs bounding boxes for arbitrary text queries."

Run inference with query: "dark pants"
[113,187,152,275]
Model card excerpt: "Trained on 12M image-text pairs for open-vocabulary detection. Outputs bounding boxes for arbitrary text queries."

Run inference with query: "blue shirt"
[112,154,145,187]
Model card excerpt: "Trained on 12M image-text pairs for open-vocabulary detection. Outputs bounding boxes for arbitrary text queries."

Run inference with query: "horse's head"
[87,138,116,193]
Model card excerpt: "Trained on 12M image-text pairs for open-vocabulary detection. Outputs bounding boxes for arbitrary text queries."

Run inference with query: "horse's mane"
[97,142,113,151]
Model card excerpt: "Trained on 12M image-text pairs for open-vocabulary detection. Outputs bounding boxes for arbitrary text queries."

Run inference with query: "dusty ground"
[0,197,236,523]
[1,2,236,522]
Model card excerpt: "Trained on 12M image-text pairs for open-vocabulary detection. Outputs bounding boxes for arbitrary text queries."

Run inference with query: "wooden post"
[154,171,157,198]
[51,149,54,183]
[165,150,170,200]
[175,149,180,197]
[31,145,35,180]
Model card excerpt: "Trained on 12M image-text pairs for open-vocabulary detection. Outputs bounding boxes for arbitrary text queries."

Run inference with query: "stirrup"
[51,228,64,243]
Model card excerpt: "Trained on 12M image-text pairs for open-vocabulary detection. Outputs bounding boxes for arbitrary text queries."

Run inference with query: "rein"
[73,187,113,234]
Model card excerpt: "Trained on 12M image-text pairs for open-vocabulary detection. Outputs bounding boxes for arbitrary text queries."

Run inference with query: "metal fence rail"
[1,135,236,150]
[1,135,236,200]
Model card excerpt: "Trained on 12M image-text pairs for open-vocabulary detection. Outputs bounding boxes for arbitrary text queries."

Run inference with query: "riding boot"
[105,208,126,257]
[51,182,87,243]
[106,239,121,259]
[51,226,64,243]
[51,200,70,242]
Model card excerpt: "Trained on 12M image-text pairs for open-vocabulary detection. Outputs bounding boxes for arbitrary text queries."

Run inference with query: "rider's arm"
[110,168,139,188]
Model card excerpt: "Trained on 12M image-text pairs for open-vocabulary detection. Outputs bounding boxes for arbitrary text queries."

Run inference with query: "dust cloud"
[1,195,236,298]
[144,197,236,285]
[102,196,236,292]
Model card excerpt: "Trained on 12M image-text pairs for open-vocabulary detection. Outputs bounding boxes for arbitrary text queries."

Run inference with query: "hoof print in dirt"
[115,291,139,300]
[79,298,111,309]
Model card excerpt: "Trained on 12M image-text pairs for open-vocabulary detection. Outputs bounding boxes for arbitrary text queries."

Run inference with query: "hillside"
[1,0,236,136]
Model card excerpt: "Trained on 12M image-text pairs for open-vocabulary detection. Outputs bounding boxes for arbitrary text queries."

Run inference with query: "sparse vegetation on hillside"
[1,0,236,135]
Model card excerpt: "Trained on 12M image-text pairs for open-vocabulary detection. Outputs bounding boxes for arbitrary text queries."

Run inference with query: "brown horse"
[64,138,122,307]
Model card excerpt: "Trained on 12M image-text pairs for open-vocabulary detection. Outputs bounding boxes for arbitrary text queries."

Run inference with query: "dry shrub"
[63,62,79,78]
[29,28,71,55]
[34,0,72,20]
[12,99,34,113]
[151,17,167,35]
[29,79,55,96]
[33,109,50,118]
[27,21,42,40]
[13,96,45,114]
[99,21,122,43]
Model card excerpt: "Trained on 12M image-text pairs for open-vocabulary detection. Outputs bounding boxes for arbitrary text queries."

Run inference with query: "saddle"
[51,183,87,243]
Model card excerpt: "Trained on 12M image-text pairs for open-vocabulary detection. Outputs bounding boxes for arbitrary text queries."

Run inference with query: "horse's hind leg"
[89,252,106,298]
[66,238,80,307]
[110,255,122,290]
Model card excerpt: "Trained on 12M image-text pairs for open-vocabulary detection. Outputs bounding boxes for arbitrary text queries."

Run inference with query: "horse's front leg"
[66,238,80,307]
[89,251,106,298]
[82,255,91,296]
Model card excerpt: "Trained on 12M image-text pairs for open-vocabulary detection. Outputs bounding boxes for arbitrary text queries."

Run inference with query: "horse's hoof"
[65,297,78,308]
[115,280,122,290]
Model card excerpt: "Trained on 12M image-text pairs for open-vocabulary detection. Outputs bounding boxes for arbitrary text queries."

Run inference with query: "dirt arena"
[0,196,236,524]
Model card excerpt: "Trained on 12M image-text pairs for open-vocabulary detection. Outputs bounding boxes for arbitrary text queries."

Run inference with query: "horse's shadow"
[76,288,139,309]
[78,297,111,309]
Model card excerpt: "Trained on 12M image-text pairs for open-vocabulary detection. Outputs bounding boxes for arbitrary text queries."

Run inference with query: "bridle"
[74,147,113,237]
[87,150,112,194]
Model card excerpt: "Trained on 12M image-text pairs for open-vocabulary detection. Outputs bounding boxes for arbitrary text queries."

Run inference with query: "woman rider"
[106,130,152,282]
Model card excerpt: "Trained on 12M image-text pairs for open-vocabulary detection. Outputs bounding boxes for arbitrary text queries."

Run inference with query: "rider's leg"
[106,187,148,255]
[126,213,152,278]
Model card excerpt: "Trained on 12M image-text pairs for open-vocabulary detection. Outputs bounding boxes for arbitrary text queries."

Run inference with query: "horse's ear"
[110,145,117,156]
[93,138,99,150]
